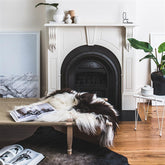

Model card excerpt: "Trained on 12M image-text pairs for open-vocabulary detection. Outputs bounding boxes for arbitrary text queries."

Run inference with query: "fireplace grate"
[75,72,107,89]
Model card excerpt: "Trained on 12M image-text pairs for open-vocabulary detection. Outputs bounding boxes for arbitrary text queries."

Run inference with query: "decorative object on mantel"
[74,16,79,24]
[53,7,65,23]
[65,14,72,24]
[122,12,133,24]
[68,10,75,23]
[128,38,165,95]
[64,13,79,24]
[141,85,153,96]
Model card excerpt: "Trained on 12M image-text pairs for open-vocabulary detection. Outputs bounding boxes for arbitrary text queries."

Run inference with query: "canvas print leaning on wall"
[0,32,40,98]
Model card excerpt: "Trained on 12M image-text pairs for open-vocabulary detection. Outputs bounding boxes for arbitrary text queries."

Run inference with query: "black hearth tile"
[120,110,141,121]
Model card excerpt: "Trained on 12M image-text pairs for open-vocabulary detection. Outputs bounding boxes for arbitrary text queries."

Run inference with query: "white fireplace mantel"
[45,23,136,52]
[45,23,137,110]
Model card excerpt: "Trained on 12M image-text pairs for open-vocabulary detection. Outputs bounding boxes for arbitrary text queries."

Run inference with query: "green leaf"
[35,3,58,8]
[128,38,153,53]
[158,42,165,53]
[161,55,165,63]
[162,55,165,61]
[161,62,165,67]
[160,64,165,69]
[139,54,155,61]
[161,69,165,76]
[139,54,159,66]
[160,63,165,75]
[161,55,165,65]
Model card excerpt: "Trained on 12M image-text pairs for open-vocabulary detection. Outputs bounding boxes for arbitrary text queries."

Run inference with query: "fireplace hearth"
[61,45,121,113]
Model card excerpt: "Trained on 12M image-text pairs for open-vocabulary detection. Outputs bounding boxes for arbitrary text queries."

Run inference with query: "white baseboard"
[122,93,136,110]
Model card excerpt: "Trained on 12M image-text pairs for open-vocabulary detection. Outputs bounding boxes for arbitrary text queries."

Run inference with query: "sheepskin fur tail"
[74,92,118,146]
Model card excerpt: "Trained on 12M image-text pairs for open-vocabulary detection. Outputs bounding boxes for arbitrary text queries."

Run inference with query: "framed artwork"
[0,32,40,98]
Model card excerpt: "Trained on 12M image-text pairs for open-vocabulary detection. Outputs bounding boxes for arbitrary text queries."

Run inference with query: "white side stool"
[134,94,165,136]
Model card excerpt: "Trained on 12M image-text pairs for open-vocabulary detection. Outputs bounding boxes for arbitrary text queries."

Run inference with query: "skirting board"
[122,93,136,110]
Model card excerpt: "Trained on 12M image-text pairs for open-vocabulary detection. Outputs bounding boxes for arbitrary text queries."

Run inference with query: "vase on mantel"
[53,7,65,23]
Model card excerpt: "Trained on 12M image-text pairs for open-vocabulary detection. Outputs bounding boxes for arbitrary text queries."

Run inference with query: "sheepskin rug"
[15,89,119,147]
[19,127,129,165]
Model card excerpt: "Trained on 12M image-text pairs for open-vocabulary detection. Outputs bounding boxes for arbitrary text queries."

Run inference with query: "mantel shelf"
[45,22,136,52]
[44,23,137,27]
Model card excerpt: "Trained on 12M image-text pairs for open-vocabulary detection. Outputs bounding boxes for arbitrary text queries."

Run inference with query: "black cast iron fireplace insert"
[61,45,121,115]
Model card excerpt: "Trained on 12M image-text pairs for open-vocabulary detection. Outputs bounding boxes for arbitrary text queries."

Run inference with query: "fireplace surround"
[61,45,121,112]
[45,24,136,111]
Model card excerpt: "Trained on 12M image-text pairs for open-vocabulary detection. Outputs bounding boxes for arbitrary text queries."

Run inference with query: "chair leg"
[67,125,73,155]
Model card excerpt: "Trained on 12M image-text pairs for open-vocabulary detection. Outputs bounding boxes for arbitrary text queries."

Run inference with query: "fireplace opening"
[61,45,121,114]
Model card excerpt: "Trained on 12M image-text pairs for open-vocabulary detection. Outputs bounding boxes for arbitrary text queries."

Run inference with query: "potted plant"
[128,38,165,95]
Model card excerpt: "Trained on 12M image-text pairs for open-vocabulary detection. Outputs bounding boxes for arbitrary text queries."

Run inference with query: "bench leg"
[67,125,73,155]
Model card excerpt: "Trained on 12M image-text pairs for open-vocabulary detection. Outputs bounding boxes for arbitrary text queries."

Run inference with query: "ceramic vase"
[74,16,79,24]
[53,7,65,23]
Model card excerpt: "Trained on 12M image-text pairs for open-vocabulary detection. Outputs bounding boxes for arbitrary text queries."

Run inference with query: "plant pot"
[151,71,165,95]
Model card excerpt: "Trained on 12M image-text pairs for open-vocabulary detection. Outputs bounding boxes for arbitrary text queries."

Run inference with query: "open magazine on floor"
[0,144,44,165]
[10,103,56,122]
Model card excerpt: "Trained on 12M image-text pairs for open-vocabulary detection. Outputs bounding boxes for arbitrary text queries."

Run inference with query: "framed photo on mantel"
[0,32,40,98]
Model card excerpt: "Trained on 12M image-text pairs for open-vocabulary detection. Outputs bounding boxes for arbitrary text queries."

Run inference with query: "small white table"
[134,94,165,136]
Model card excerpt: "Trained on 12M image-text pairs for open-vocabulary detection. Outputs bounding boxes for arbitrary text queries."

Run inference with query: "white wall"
[0,0,47,96]
[0,0,45,30]
[135,0,165,90]
[0,0,165,96]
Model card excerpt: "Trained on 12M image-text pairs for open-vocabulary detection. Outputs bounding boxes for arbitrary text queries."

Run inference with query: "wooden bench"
[0,98,111,155]
[0,98,75,155]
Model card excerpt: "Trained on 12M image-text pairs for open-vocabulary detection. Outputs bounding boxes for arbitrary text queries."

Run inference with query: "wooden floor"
[111,103,165,165]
